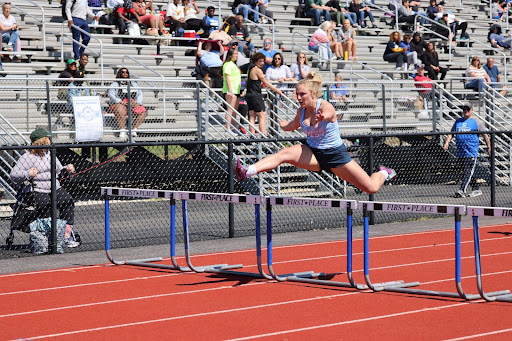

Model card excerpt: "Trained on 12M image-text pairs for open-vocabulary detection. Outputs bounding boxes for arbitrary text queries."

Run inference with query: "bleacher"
[0,0,510,144]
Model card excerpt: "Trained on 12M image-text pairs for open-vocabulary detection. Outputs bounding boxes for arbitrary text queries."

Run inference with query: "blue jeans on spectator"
[71,17,91,59]
[344,12,358,26]
[383,52,405,68]
[356,10,375,26]
[465,78,484,92]
[305,9,331,26]
[2,29,19,46]
[235,5,249,20]
[238,41,255,56]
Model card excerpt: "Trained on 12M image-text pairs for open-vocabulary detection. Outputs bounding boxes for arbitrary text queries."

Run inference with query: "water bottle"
[355,139,360,146]
[344,51,348,61]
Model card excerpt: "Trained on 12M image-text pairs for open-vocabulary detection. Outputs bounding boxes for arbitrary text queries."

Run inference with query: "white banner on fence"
[73,96,103,142]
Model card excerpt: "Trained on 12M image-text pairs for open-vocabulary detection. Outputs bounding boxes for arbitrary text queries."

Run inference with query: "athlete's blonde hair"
[297,71,323,98]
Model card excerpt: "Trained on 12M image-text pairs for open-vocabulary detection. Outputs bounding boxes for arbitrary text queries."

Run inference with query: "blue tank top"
[300,99,343,149]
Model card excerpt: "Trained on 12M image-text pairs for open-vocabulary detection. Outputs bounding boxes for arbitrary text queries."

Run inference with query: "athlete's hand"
[316,108,325,122]
[278,119,288,129]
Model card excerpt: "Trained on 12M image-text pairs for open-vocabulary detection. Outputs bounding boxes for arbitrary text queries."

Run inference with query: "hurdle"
[359,201,509,300]
[102,187,235,272]
[467,206,512,302]
[265,196,414,289]
[176,191,317,279]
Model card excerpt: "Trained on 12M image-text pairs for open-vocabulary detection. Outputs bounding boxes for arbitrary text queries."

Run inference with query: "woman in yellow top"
[383,31,407,71]
[222,47,243,135]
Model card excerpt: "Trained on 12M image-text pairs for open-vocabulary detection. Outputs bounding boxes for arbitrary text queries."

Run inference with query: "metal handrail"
[13,0,46,51]
[61,23,104,80]
[237,4,275,50]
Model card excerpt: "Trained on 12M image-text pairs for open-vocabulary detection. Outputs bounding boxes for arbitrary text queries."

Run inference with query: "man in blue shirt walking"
[443,103,491,198]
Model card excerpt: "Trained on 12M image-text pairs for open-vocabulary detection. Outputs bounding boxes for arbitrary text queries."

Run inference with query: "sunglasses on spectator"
[264,42,271,45]
[120,70,129,74]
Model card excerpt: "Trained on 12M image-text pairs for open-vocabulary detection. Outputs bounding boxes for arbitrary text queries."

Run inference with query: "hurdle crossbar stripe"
[270,197,356,209]
[101,187,171,199]
[176,191,261,205]
[358,201,466,215]
[467,206,512,302]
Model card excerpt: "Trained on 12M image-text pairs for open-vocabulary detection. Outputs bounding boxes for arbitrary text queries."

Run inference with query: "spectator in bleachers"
[309,21,332,68]
[328,21,344,60]
[259,38,277,72]
[253,0,274,24]
[488,24,512,49]
[223,48,243,135]
[434,12,454,44]
[290,52,311,81]
[231,0,251,21]
[58,58,77,87]
[491,0,506,20]
[228,15,254,56]
[387,0,402,13]
[265,52,295,91]
[202,6,220,36]
[398,0,427,25]
[409,32,427,65]
[399,34,421,70]
[182,0,202,31]
[66,0,99,60]
[464,56,490,92]
[484,57,508,96]
[78,54,88,74]
[0,2,21,60]
[66,70,90,110]
[108,67,147,140]
[336,19,357,60]
[414,66,432,102]
[325,0,355,27]
[304,0,332,26]
[110,5,133,44]
[435,4,468,40]
[132,0,166,35]
[383,31,407,70]
[246,52,284,136]
[424,42,447,80]
[329,75,349,109]
[165,0,186,35]
[196,39,223,88]
[426,0,438,20]
[348,0,377,29]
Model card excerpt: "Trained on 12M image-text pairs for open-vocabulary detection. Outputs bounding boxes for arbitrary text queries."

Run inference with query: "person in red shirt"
[414,66,432,105]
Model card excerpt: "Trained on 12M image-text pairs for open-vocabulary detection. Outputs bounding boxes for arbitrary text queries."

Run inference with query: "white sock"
[379,169,389,178]
[246,165,257,177]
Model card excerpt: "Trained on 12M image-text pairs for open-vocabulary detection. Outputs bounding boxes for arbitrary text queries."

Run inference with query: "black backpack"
[61,0,77,20]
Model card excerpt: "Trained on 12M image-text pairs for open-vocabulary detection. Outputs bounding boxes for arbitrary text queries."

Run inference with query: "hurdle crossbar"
[359,201,497,300]
[467,206,512,302]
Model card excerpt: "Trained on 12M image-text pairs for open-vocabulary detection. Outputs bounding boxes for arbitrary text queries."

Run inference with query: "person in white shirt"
[435,4,468,40]
[182,0,202,31]
[66,0,99,59]
[165,0,186,34]
[0,2,20,57]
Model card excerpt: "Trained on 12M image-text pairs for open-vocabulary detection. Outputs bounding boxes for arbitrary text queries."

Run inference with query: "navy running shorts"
[308,143,352,172]
[246,94,266,112]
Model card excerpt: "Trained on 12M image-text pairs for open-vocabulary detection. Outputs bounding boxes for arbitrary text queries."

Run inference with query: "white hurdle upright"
[265,196,411,289]
[359,201,509,300]
[467,206,512,302]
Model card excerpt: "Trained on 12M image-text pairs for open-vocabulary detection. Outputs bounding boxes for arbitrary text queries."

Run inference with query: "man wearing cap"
[10,128,80,248]
[435,4,468,40]
[443,103,491,198]
[201,6,219,36]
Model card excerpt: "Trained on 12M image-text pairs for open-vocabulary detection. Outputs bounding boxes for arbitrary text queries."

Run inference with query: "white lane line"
[225,302,471,341]
[443,328,512,340]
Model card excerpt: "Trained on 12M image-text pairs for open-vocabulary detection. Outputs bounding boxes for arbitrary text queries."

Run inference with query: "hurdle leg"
[104,193,164,266]
[181,199,244,273]
[471,216,510,301]
[362,204,421,292]
[265,198,322,282]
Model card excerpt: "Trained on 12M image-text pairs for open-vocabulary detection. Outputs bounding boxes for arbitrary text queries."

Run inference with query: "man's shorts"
[308,143,352,172]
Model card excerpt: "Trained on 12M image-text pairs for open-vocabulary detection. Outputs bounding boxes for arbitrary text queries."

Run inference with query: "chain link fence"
[0,130,510,258]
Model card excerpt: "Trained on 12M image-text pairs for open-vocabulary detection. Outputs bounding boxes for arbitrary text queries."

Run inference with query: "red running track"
[1,223,512,340]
